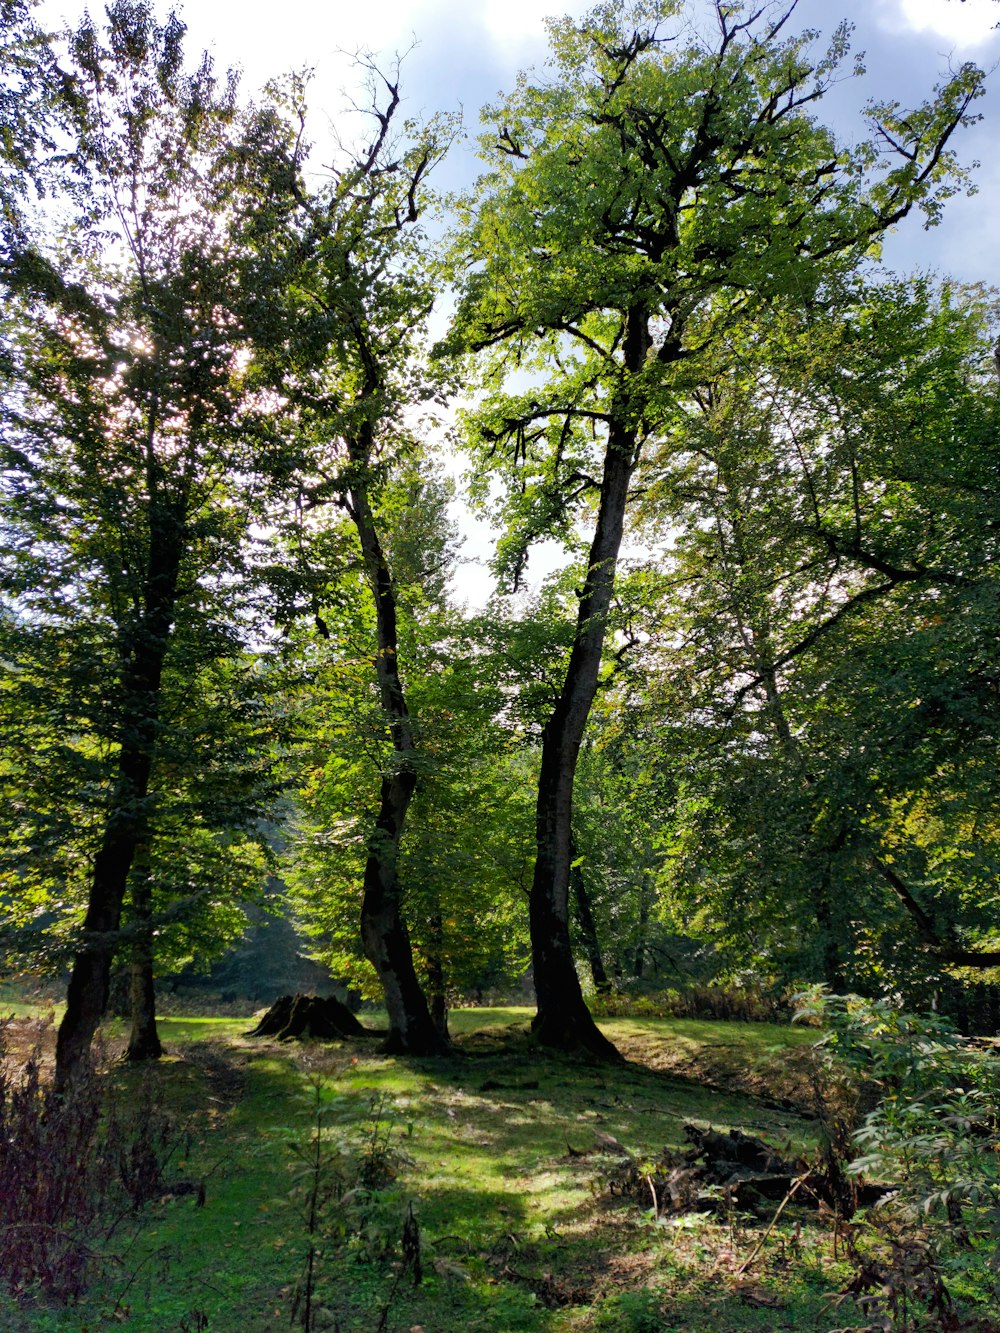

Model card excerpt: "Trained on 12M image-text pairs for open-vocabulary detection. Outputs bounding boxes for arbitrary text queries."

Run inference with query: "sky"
[35,0,1000,601]
[36,0,1000,281]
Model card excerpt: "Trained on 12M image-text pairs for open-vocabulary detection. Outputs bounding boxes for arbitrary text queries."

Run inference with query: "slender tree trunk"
[569,836,610,995]
[633,873,653,979]
[126,845,163,1062]
[727,510,850,990]
[55,495,182,1093]
[529,306,649,1058]
[426,912,449,1040]
[348,443,446,1056]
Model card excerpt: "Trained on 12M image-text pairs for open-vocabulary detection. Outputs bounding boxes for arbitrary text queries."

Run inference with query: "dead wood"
[607,1122,894,1217]
[246,994,368,1041]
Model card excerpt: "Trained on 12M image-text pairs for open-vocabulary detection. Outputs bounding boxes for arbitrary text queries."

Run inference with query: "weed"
[0,1033,103,1301]
[104,1074,186,1211]
[287,1077,353,1331]
[0,1017,182,1306]
[286,1080,419,1329]
[592,1288,664,1331]
[358,1089,409,1189]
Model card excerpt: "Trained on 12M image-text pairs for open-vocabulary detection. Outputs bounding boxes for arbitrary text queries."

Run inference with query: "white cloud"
[887,0,999,49]
[480,0,562,44]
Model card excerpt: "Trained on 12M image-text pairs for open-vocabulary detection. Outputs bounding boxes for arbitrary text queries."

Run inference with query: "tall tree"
[287,577,536,1031]
[246,73,459,1053]
[445,0,984,1055]
[644,276,1000,1001]
[0,2,289,1088]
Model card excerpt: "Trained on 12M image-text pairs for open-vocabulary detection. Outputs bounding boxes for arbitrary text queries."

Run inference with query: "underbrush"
[0,1018,184,1307]
[590,983,791,1024]
[797,988,1000,1330]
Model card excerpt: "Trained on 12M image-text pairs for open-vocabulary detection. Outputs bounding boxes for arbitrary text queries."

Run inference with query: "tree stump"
[246,993,368,1041]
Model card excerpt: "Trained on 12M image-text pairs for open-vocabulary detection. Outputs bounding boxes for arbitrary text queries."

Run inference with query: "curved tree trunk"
[348,437,447,1057]
[528,307,650,1059]
[126,846,163,1063]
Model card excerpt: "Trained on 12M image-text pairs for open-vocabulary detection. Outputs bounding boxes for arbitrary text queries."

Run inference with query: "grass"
[0,1003,878,1331]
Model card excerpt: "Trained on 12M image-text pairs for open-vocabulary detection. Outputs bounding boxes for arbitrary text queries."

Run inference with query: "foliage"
[590,983,791,1024]
[637,276,1000,1005]
[447,0,984,563]
[799,988,1000,1322]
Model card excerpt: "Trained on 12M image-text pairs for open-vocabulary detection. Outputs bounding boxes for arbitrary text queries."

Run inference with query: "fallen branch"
[735,1173,811,1277]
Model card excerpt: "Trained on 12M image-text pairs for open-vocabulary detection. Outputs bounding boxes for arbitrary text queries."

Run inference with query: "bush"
[0,1034,104,1301]
[0,1018,178,1303]
[590,983,790,1023]
[797,988,1000,1326]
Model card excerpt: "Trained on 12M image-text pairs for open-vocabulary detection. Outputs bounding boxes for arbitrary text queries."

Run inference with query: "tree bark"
[248,993,368,1040]
[633,873,653,979]
[426,913,449,1040]
[348,442,447,1057]
[126,845,162,1063]
[528,306,650,1058]
[569,837,610,995]
[55,494,182,1093]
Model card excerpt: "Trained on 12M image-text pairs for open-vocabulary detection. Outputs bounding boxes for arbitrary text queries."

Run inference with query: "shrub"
[0,1023,107,1300]
[0,1018,178,1303]
[797,988,1000,1326]
[590,983,790,1023]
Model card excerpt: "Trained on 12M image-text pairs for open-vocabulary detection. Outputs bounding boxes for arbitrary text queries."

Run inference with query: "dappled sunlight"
[7,999,994,1329]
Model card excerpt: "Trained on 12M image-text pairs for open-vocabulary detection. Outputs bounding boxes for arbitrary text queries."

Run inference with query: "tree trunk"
[348,442,446,1057]
[126,846,162,1063]
[633,873,653,979]
[529,306,649,1059]
[728,509,851,992]
[570,837,610,995]
[359,771,445,1055]
[55,494,182,1093]
[426,913,449,1040]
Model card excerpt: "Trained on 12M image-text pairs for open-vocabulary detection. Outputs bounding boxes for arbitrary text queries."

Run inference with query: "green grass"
[1,1004,870,1331]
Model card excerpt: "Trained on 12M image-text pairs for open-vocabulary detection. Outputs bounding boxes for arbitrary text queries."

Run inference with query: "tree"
[642,275,1000,1005]
[445,0,984,1055]
[120,654,284,1058]
[0,2,291,1088]
[288,595,536,1030]
[241,68,459,1054]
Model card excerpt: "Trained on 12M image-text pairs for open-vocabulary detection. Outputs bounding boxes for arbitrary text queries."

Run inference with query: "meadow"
[0,1004,882,1332]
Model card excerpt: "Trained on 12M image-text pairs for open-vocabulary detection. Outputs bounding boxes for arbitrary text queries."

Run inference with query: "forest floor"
[0,1004,994,1332]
